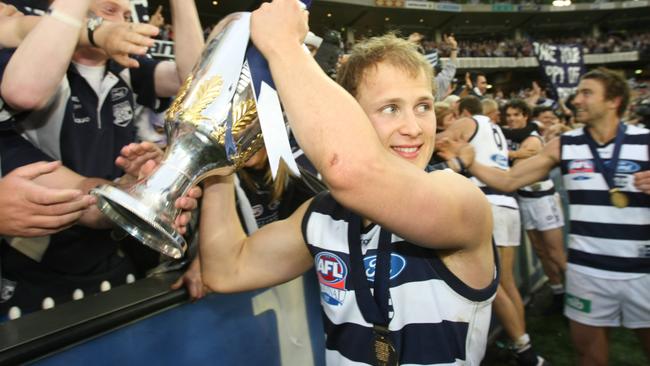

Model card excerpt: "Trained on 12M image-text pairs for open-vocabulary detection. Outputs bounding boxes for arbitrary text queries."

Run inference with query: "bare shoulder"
[425,169,492,248]
[433,171,494,288]
[427,169,486,204]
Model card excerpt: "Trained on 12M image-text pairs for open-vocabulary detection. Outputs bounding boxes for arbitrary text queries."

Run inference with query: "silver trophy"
[92,19,264,259]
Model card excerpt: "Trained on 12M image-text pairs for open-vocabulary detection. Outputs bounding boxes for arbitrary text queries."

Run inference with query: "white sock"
[514,333,531,352]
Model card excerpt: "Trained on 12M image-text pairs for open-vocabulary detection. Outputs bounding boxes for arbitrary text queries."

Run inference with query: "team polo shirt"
[0,49,162,178]
[0,49,163,274]
[303,192,498,365]
[560,125,650,279]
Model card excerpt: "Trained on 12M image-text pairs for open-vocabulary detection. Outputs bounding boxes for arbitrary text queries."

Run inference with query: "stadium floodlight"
[552,0,572,7]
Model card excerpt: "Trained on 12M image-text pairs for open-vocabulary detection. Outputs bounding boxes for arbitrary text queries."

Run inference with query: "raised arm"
[434,34,458,101]
[0,4,40,48]
[468,136,560,192]
[200,176,313,293]
[1,0,158,110]
[250,0,490,250]
[1,0,90,110]
[153,0,204,97]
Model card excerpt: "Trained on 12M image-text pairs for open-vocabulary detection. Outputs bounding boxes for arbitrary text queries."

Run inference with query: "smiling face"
[505,107,527,129]
[537,110,559,129]
[572,78,619,125]
[355,62,436,170]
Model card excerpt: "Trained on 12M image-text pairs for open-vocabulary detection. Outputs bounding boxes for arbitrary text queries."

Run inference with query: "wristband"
[46,8,83,29]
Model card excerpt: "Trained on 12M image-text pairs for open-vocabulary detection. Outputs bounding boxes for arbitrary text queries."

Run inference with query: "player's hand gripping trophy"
[92,14,272,259]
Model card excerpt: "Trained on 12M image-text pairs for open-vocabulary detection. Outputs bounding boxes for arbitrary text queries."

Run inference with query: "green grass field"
[482,285,648,366]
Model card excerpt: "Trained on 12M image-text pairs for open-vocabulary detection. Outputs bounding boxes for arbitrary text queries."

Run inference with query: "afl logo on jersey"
[316,252,347,285]
[363,254,406,282]
[568,159,594,174]
[316,252,348,306]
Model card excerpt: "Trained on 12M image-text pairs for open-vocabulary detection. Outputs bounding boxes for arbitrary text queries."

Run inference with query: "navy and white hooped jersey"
[504,126,556,198]
[302,193,498,365]
[469,115,518,209]
[560,125,650,279]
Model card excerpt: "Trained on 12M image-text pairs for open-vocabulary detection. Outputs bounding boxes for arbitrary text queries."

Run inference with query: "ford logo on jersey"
[316,252,347,285]
[615,160,641,174]
[363,254,406,282]
[490,154,509,169]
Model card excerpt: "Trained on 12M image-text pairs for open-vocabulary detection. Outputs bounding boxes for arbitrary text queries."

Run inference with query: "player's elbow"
[321,149,386,200]
[202,272,238,294]
[2,82,51,110]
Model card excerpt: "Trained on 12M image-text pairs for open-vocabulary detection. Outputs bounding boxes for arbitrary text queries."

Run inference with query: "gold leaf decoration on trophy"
[231,133,264,169]
[183,75,223,125]
[165,74,194,121]
[208,98,257,147]
[210,125,226,145]
[231,98,257,137]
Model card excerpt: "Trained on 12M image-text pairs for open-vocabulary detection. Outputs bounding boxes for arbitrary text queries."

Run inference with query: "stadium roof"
[151,0,650,38]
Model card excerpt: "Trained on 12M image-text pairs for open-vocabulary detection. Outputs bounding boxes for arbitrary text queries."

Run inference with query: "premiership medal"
[348,215,398,366]
[584,124,630,211]
[609,188,629,208]
[373,331,398,366]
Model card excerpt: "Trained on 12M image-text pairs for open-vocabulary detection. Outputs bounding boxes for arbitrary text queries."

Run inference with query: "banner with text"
[532,42,584,101]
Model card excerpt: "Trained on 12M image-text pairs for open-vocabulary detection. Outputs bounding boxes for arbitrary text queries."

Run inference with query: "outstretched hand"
[0,161,95,237]
[443,33,457,50]
[115,142,201,234]
[436,137,475,168]
[115,141,164,180]
[93,21,159,68]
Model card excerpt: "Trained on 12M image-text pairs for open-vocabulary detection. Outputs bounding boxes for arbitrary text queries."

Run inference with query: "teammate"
[458,68,650,366]
[437,96,548,366]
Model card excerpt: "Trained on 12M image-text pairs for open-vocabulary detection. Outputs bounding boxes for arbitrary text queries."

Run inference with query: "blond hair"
[336,33,434,98]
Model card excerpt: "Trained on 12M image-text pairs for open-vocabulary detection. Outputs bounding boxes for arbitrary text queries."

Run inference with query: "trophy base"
[92,185,187,259]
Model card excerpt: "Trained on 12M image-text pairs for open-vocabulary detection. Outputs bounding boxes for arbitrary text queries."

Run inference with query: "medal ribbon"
[584,123,627,192]
[348,214,393,327]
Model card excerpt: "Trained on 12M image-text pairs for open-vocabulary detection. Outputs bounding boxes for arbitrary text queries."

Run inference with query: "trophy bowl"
[92,18,264,259]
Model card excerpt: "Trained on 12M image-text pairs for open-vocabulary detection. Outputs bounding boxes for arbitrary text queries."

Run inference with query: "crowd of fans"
[423,31,650,57]
[195,19,650,58]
